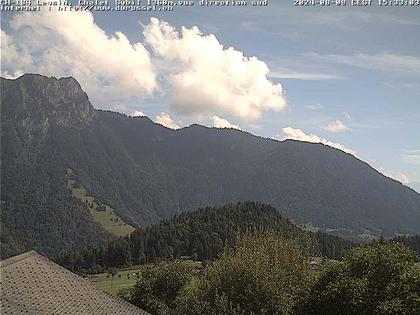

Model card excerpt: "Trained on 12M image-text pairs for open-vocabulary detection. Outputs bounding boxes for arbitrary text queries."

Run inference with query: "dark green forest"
[56,202,353,273]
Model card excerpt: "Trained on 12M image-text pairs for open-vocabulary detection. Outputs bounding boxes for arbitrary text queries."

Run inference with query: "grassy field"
[66,168,135,237]
[90,268,143,295]
[300,222,377,243]
[91,261,200,295]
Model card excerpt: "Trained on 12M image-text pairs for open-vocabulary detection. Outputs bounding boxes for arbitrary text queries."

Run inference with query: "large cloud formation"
[1,10,156,106]
[1,13,286,121]
[278,127,356,155]
[143,18,286,121]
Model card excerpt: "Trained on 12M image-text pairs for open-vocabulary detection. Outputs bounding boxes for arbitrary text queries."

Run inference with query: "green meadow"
[66,169,135,237]
[91,268,143,295]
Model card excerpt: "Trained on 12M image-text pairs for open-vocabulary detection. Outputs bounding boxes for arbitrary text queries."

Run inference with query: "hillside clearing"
[66,168,135,237]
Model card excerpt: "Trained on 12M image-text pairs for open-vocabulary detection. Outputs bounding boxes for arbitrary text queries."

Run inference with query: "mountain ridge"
[1,74,419,258]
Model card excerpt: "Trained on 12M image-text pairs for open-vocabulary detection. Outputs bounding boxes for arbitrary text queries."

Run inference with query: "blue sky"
[1,2,419,191]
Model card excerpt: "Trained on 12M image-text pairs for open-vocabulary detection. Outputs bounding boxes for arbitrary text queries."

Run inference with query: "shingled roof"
[0,250,149,314]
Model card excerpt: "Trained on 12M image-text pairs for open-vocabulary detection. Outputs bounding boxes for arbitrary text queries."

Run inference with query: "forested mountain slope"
[1,74,114,258]
[1,74,420,258]
[57,202,354,273]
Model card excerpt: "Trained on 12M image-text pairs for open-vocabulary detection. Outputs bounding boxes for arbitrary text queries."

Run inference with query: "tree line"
[56,202,354,273]
[121,231,420,315]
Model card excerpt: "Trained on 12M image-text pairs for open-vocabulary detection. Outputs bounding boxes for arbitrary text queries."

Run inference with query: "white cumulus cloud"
[379,168,410,185]
[386,172,410,185]
[322,120,349,133]
[1,9,156,106]
[143,18,286,121]
[211,116,243,131]
[0,30,32,77]
[2,15,287,122]
[155,112,180,129]
[276,127,356,155]
[132,111,146,117]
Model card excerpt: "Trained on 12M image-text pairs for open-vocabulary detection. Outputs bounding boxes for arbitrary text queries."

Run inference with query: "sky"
[1,2,419,192]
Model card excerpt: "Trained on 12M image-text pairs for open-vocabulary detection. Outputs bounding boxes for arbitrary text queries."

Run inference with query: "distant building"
[0,251,149,314]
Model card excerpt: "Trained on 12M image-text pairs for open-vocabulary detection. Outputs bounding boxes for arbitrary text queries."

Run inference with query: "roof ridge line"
[0,250,40,268]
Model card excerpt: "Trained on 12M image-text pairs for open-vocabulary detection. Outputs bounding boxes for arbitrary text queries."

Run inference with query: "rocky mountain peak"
[1,74,97,130]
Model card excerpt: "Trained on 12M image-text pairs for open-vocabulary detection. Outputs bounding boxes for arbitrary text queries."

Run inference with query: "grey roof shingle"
[0,251,149,315]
